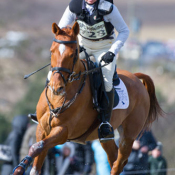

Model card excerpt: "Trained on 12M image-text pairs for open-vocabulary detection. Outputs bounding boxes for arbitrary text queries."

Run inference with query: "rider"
[30,0,129,142]
[59,0,129,142]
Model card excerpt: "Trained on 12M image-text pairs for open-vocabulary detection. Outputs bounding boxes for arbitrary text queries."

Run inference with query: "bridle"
[51,38,80,85]
[46,37,87,125]
[50,38,109,85]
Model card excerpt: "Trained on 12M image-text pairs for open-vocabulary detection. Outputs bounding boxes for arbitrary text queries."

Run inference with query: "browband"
[53,38,77,44]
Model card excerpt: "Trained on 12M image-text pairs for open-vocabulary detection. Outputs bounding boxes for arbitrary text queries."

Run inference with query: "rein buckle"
[50,111,58,118]
[68,72,77,83]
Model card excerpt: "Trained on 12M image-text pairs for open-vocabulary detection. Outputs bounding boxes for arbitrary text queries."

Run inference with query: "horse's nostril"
[52,86,64,95]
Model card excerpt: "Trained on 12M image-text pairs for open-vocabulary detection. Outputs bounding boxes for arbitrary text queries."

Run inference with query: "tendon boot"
[98,88,114,143]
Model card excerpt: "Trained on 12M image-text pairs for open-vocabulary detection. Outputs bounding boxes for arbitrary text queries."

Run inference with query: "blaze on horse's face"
[49,22,79,95]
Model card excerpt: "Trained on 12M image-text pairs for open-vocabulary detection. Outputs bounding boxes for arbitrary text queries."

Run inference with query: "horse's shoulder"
[37,89,47,106]
[37,89,48,118]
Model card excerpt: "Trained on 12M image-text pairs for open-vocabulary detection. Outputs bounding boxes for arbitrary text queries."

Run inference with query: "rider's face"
[85,0,97,4]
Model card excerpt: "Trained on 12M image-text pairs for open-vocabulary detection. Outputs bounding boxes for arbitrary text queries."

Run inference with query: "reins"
[46,60,87,117]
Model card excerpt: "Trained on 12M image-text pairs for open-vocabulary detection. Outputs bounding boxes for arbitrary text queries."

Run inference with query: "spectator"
[55,142,75,175]
[121,130,157,175]
[121,140,144,174]
[73,141,94,174]
[92,140,111,175]
[148,142,167,175]
[55,141,94,175]
[1,115,29,175]
[20,124,37,160]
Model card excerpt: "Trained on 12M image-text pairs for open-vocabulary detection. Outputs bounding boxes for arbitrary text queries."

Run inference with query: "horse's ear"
[52,23,61,35]
[72,22,79,36]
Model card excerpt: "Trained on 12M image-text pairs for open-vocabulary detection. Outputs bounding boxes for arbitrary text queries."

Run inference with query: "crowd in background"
[0,115,167,175]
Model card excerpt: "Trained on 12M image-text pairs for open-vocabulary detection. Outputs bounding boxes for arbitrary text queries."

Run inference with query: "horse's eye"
[70,54,74,58]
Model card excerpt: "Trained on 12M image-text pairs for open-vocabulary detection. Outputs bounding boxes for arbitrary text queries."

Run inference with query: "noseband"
[51,38,79,85]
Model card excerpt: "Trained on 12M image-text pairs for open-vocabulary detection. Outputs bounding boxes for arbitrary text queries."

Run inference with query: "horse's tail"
[134,73,165,130]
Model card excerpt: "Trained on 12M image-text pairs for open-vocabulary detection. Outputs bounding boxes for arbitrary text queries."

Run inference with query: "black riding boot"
[98,88,114,143]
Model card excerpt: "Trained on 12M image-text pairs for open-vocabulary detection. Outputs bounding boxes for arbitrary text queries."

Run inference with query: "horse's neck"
[73,58,82,74]
[65,59,85,94]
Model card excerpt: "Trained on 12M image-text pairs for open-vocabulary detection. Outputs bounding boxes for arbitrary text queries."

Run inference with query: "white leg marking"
[59,44,66,56]
[30,167,40,175]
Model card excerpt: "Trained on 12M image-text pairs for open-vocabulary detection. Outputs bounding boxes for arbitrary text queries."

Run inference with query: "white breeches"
[78,35,117,92]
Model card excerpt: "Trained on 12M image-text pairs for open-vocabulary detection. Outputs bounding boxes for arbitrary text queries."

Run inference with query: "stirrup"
[98,122,114,143]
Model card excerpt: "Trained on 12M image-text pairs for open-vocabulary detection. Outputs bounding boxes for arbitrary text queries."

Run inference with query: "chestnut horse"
[13,22,163,175]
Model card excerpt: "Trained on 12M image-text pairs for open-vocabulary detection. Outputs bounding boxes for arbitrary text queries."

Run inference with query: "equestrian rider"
[58,0,129,142]
[29,0,129,143]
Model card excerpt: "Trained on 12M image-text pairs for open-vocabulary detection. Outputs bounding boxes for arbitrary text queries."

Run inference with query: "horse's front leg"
[13,125,68,175]
[29,124,48,175]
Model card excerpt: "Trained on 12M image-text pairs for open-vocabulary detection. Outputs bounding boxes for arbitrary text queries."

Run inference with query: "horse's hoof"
[13,167,24,175]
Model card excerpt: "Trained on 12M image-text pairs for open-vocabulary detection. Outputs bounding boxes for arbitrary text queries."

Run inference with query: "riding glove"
[101,51,115,63]
[79,45,84,53]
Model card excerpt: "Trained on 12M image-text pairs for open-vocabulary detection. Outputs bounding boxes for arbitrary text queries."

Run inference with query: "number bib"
[77,20,108,40]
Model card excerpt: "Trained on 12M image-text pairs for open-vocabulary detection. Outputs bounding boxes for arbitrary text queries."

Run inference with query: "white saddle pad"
[113,78,129,110]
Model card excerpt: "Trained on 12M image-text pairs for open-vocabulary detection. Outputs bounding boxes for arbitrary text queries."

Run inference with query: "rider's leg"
[93,50,117,142]
[98,87,115,142]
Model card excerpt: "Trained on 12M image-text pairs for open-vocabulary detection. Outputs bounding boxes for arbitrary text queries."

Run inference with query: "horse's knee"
[29,140,44,158]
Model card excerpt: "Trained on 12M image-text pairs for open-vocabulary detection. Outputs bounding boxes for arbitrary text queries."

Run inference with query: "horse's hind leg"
[100,140,118,168]
[111,110,147,175]
[100,130,133,175]
[111,132,134,175]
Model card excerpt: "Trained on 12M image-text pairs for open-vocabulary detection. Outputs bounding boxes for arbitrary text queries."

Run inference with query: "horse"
[13,22,164,175]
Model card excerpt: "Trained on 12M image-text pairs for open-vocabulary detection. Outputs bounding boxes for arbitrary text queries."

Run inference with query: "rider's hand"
[79,45,84,53]
[101,51,115,63]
